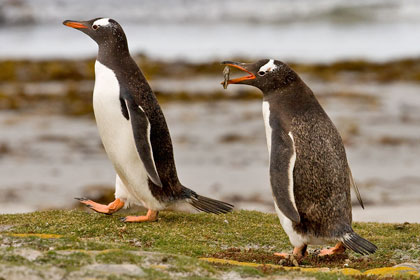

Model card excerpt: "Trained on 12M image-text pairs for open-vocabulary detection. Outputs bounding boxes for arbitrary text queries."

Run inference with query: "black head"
[221,59,299,93]
[63,18,128,53]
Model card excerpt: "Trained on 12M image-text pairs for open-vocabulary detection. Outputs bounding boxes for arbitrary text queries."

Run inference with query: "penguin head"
[63,18,127,49]
[222,59,298,93]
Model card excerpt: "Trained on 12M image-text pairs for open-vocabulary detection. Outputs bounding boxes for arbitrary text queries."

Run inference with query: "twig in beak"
[223,66,230,89]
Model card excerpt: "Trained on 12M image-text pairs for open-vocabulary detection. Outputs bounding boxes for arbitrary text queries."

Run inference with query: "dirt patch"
[208,248,296,267]
[207,248,395,270]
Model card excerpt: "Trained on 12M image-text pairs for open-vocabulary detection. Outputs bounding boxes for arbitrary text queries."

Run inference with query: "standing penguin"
[222,59,376,259]
[62,18,233,222]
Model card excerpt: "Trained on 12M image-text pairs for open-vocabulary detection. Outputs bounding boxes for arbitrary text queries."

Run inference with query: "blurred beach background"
[0,0,420,222]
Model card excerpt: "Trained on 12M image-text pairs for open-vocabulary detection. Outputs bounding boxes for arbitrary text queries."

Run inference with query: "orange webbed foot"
[319,242,346,256]
[121,209,159,223]
[273,252,290,258]
[76,197,124,215]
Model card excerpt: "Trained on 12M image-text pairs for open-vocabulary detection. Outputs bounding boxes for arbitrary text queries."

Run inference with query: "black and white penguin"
[222,59,376,259]
[63,18,233,222]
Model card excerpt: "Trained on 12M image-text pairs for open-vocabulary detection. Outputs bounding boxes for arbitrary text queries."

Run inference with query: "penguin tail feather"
[341,232,377,255]
[189,195,234,214]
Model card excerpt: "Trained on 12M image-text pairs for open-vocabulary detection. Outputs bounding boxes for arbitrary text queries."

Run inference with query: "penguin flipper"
[270,129,300,223]
[348,166,364,209]
[121,89,162,188]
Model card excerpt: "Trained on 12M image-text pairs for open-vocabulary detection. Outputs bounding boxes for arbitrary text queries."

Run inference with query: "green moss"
[0,59,96,82]
[232,265,264,277]
[2,56,420,84]
[5,56,420,114]
[0,61,17,81]
[142,268,173,280]
[0,254,31,266]
[0,210,419,279]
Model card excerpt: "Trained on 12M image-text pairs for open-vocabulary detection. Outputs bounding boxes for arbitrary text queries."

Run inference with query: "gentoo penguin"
[62,18,233,222]
[222,59,376,259]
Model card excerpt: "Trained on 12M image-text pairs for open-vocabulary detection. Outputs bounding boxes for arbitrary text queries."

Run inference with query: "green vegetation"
[1,55,420,115]
[0,210,419,279]
[2,56,420,83]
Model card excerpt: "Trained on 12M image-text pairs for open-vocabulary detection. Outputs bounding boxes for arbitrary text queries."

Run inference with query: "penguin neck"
[263,79,319,117]
[96,42,154,101]
[97,41,130,69]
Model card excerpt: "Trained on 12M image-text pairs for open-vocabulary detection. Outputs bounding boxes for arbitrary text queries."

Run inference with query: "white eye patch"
[93,18,110,27]
[259,59,277,73]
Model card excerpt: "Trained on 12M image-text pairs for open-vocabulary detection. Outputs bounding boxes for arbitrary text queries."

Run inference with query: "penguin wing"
[270,129,300,223]
[120,89,163,188]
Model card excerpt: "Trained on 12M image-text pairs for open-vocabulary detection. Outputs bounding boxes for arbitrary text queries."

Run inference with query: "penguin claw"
[290,255,300,267]
[120,217,127,222]
[274,252,300,267]
[75,197,88,202]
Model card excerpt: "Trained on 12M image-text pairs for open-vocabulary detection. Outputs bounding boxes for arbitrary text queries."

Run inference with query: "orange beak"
[222,63,256,85]
[63,20,88,29]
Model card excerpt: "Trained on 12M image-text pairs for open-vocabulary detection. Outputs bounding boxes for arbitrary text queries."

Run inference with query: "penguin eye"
[92,25,99,30]
[258,71,266,76]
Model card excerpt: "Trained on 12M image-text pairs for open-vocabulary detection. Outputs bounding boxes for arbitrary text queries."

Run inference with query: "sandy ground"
[0,77,420,223]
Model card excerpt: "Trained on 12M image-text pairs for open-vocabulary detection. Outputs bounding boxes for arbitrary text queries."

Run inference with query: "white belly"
[262,101,272,153]
[93,60,162,210]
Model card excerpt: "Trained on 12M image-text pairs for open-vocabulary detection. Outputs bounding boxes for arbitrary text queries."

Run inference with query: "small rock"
[1,237,12,246]
[14,248,43,261]
[394,263,420,273]
[278,259,286,265]
[81,264,145,276]
[0,225,14,232]
[0,265,65,280]
[401,255,410,261]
